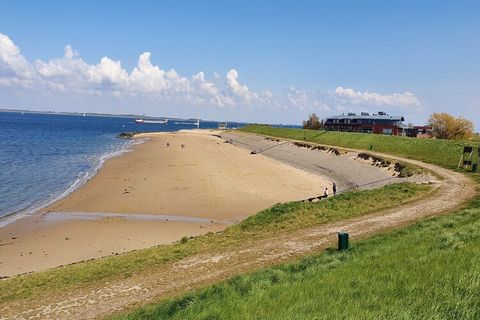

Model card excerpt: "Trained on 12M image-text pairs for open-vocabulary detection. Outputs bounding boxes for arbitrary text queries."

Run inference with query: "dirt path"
[0,135,476,320]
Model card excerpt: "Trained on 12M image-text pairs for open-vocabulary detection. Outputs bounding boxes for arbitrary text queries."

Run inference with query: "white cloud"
[126,52,191,96]
[191,71,234,107]
[0,32,424,122]
[94,57,129,85]
[286,87,331,112]
[0,33,274,108]
[226,69,252,100]
[333,86,420,108]
[225,69,273,105]
[0,33,34,84]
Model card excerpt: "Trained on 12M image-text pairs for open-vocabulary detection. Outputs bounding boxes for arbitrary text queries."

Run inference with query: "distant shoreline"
[0,108,254,125]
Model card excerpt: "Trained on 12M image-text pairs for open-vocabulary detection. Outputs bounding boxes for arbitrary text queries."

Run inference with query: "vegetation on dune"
[0,183,431,304]
[240,124,479,169]
[112,185,480,320]
[236,183,431,236]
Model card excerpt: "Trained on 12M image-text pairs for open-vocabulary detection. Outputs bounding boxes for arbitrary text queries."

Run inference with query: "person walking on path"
[332,183,337,196]
[323,187,328,198]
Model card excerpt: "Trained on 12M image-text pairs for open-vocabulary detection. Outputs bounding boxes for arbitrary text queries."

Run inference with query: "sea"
[0,111,245,226]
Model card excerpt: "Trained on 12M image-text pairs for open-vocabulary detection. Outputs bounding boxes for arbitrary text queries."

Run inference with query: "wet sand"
[0,130,329,276]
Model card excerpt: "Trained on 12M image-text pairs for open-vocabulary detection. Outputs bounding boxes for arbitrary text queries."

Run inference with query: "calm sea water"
[0,111,242,225]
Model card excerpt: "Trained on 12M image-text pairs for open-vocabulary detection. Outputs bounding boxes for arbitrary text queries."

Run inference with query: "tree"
[303,113,323,130]
[473,132,480,142]
[428,113,474,140]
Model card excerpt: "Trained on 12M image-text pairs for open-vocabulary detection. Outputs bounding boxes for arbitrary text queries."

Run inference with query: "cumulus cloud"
[226,69,274,105]
[333,86,420,108]
[0,33,274,108]
[226,69,254,101]
[191,71,234,107]
[0,33,34,86]
[0,32,423,119]
[286,87,331,112]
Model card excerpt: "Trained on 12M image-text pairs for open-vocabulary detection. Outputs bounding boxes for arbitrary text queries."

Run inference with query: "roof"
[326,113,404,121]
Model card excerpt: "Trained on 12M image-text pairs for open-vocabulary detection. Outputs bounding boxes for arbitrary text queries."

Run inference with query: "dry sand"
[0,130,329,276]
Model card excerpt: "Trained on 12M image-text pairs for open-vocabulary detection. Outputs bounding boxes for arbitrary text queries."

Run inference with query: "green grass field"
[240,125,480,169]
[0,183,430,304]
[113,183,480,320]
[109,128,480,320]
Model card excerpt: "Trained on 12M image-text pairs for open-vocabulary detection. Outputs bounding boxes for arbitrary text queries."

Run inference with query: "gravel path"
[0,133,476,320]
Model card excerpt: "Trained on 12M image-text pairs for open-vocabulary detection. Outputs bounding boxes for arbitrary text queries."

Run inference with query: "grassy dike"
[113,189,480,320]
[110,128,480,319]
[240,125,479,169]
[0,183,431,304]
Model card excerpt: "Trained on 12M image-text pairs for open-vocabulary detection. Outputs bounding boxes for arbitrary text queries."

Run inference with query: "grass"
[108,128,480,320]
[240,125,480,170]
[112,183,480,320]
[0,183,431,304]
[236,183,431,236]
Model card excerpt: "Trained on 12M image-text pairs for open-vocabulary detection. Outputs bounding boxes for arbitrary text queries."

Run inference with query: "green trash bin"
[338,232,349,250]
[473,163,478,172]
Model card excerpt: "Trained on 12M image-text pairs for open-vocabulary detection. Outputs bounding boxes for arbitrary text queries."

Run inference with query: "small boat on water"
[135,119,168,124]
[173,117,200,128]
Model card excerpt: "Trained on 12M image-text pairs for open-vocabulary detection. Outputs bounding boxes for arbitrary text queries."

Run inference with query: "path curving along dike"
[0,132,477,320]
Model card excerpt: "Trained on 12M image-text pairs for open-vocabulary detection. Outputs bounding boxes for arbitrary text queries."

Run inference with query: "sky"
[0,0,479,127]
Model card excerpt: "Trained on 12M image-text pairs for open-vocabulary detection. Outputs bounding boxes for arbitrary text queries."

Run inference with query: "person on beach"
[166,142,170,148]
[181,144,185,149]
[324,187,328,198]
[333,182,337,196]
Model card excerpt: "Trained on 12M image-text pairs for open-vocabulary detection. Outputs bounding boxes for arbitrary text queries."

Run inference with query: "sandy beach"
[0,130,329,276]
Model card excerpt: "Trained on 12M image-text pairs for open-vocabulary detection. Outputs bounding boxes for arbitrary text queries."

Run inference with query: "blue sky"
[0,0,479,127]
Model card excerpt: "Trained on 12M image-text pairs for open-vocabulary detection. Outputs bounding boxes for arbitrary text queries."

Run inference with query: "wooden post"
[460,146,474,170]
[458,153,464,169]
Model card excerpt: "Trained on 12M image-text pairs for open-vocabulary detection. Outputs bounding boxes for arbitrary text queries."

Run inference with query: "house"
[403,125,433,138]
[324,111,405,135]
